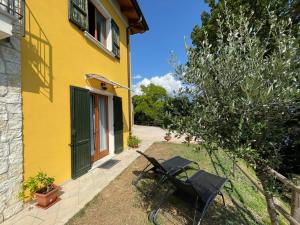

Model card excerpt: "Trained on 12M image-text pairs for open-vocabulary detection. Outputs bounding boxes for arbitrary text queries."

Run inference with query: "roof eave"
[130,0,149,32]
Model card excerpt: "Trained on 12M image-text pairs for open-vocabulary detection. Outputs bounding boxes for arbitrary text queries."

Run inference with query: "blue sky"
[131,0,209,91]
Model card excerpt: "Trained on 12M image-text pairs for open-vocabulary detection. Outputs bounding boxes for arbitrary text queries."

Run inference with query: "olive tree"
[174,7,299,225]
[163,95,193,134]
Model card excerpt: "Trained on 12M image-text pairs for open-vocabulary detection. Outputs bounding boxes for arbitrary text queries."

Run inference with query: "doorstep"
[90,153,115,171]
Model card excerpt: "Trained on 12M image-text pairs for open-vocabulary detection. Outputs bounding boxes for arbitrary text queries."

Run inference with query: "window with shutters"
[69,0,120,59]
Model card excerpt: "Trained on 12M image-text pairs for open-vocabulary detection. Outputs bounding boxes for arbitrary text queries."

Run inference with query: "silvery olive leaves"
[174,7,299,171]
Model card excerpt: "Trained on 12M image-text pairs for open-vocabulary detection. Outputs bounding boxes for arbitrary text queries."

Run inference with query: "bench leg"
[219,192,225,206]
[193,197,203,225]
[146,175,167,197]
[132,163,152,186]
[149,188,175,225]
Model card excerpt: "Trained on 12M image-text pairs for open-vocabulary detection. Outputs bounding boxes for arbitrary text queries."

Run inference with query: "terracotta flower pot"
[164,135,171,142]
[185,136,192,142]
[130,144,139,148]
[185,136,192,145]
[35,184,59,208]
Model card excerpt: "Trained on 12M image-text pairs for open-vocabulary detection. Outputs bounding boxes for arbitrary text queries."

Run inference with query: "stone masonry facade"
[0,33,23,222]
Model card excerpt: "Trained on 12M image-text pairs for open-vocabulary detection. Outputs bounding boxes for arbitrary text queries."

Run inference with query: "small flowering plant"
[128,134,141,148]
[18,172,55,200]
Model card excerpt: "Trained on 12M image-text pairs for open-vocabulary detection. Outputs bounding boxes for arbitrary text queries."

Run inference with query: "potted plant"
[19,172,59,208]
[185,135,193,145]
[164,132,172,142]
[128,134,141,148]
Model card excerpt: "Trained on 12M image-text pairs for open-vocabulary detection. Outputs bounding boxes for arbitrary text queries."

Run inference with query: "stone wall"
[0,33,23,222]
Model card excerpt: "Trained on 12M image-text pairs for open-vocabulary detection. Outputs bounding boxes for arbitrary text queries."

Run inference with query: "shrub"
[128,135,141,148]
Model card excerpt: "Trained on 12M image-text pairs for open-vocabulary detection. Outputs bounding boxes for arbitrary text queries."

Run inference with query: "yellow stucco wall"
[22,0,131,184]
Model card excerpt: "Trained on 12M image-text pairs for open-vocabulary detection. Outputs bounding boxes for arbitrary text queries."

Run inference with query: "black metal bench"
[133,150,199,195]
[149,170,227,225]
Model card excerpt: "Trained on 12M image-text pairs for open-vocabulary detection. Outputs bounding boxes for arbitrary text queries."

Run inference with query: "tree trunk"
[257,169,279,225]
[263,188,279,225]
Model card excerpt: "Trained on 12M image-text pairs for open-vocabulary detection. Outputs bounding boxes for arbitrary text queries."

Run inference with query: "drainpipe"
[126,28,132,132]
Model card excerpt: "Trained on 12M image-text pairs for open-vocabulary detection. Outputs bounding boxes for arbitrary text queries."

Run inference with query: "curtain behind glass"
[99,96,107,151]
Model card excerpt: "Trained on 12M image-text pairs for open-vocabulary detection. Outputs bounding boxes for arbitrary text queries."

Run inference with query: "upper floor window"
[88,1,107,47]
[69,0,120,59]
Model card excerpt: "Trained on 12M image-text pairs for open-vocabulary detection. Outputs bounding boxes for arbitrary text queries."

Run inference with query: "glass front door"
[91,94,109,162]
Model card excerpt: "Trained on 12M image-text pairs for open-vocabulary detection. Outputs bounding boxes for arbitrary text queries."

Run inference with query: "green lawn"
[161,142,289,225]
[66,142,290,225]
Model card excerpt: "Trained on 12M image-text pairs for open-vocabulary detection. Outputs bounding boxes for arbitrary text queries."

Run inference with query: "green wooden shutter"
[70,86,91,179]
[111,19,120,59]
[113,96,124,153]
[69,0,88,30]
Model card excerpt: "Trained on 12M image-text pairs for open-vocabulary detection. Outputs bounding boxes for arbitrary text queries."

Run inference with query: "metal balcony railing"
[0,0,23,20]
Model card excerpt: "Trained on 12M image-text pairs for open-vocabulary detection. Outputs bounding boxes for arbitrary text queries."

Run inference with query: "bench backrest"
[137,151,166,173]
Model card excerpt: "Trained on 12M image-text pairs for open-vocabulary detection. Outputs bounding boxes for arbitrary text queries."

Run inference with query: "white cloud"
[133,73,182,96]
[132,74,142,80]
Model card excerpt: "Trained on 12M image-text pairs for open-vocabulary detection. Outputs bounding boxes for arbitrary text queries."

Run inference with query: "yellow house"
[22,0,148,183]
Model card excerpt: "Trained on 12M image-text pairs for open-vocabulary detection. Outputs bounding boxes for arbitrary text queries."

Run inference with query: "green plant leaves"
[18,172,55,200]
